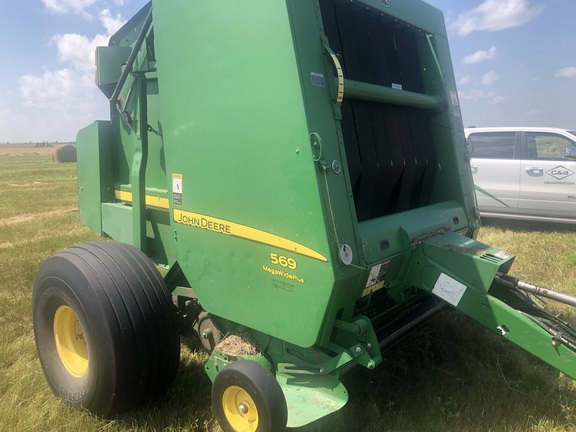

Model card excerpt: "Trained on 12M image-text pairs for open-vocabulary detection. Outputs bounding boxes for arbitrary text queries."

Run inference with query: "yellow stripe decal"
[115,190,170,209]
[173,209,328,262]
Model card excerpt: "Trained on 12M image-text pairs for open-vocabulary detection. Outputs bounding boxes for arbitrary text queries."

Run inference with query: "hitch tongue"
[404,231,576,380]
[496,273,576,307]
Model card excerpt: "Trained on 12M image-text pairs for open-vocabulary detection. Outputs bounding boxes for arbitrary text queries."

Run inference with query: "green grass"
[2,155,576,431]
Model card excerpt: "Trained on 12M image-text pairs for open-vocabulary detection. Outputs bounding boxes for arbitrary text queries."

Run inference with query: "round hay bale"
[52,144,77,163]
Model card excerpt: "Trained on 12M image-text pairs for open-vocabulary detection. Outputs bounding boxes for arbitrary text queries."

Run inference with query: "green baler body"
[80,0,476,347]
[76,0,576,426]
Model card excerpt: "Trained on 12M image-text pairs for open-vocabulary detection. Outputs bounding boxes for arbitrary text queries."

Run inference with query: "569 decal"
[270,253,297,270]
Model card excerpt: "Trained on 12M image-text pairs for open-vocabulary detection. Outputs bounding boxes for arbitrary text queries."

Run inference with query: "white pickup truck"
[467,127,576,223]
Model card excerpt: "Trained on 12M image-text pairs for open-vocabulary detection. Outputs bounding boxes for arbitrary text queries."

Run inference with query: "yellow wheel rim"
[53,305,89,377]
[222,385,259,432]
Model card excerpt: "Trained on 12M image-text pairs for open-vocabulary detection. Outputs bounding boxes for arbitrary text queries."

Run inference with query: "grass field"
[2,151,576,431]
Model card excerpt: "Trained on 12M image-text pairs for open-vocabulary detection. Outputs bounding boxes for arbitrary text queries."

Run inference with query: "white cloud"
[451,0,544,37]
[459,90,506,105]
[19,8,127,125]
[42,0,98,19]
[50,10,123,73]
[556,67,576,78]
[462,47,497,65]
[52,33,108,72]
[99,9,125,35]
[458,75,471,86]
[492,95,506,104]
[20,69,79,109]
[481,71,499,86]
[5,1,131,141]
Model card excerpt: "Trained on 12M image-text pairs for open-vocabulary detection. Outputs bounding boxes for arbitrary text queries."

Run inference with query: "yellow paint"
[115,190,170,209]
[222,385,259,431]
[173,209,328,262]
[53,305,89,378]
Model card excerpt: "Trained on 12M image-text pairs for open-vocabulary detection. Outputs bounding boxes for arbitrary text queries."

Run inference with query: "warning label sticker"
[450,91,462,117]
[172,174,182,206]
[362,260,390,297]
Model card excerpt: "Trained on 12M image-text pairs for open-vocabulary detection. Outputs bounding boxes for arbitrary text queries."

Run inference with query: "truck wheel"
[211,360,287,432]
[33,242,180,418]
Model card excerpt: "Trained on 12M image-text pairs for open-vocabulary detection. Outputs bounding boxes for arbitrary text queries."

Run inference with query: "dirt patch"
[0,208,77,227]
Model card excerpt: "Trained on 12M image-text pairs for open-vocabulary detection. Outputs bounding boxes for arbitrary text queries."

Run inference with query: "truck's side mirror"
[466,137,474,156]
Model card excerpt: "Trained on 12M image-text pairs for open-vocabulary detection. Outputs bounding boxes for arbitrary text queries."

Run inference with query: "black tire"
[33,241,180,418]
[211,360,287,432]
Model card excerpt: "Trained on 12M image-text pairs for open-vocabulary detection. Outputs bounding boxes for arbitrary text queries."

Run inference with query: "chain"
[147,124,162,137]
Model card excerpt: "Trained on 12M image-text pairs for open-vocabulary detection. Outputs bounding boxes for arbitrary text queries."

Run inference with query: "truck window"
[468,132,515,159]
[525,132,576,160]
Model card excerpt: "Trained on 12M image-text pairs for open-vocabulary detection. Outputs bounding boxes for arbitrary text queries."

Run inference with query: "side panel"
[153,0,336,347]
[95,46,132,98]
[77,121,114,234]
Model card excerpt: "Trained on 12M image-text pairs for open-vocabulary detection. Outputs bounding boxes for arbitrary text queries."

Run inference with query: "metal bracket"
[323,43,344,107]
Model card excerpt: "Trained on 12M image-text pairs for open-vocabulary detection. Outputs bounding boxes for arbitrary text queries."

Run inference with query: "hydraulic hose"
[496,273,576,307]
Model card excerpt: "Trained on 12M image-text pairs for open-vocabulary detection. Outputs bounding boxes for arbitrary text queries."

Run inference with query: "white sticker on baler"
[433,273,467,306]
[172,173,183,206]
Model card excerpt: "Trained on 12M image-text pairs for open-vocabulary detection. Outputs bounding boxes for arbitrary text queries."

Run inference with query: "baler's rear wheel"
[33,241,181,418]
[211,360,287,432]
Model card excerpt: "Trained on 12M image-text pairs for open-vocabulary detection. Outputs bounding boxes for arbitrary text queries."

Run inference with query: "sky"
[0,0,575,143]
